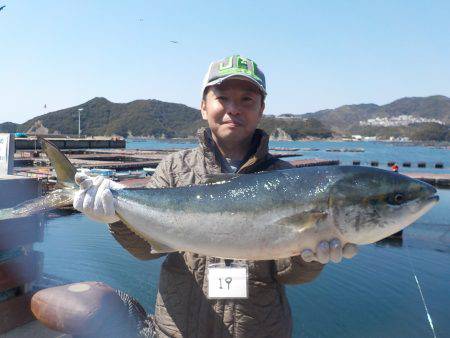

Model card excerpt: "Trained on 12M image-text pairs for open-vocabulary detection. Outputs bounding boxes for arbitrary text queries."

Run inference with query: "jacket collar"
[197,127,270,173]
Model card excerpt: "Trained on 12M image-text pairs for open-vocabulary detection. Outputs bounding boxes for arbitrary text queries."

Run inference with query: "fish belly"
[115,199,344,260]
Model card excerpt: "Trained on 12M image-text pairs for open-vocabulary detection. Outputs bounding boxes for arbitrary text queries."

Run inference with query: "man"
[74,55,357,337]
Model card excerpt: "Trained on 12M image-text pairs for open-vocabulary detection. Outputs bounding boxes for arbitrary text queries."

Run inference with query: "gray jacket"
[109,128,324,338]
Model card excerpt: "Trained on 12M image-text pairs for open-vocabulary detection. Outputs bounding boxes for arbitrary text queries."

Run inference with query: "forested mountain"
[303,95,450,131]
[1,95,448,141]
[0,97,331,139]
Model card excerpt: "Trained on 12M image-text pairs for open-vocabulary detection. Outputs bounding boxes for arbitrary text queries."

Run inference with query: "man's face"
[201,79,265,144]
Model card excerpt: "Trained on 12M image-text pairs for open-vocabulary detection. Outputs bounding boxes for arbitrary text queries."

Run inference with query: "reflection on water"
[376,236,403,248]
[35,189,450,338]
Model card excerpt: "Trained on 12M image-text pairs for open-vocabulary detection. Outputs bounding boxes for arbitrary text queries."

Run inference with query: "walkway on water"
[12,152,450,188]
[404,172,450,188]
[290,159,450,188]
[117,160,450,189]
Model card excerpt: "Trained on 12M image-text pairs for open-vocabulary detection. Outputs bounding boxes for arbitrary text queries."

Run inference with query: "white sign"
[0,133,14,176]
[208,265,248,299]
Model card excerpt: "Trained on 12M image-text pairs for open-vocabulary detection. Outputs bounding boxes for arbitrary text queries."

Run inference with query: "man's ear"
[259,100,265,118]
[200,100,208,120]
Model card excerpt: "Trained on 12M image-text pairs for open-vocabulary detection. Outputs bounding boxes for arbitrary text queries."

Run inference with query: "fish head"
[329,167,439,244]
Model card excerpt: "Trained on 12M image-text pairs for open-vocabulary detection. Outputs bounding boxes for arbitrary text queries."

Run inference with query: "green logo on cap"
[218,55,261,82]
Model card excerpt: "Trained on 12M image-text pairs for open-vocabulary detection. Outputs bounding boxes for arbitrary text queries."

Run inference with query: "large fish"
[0,138,439,260]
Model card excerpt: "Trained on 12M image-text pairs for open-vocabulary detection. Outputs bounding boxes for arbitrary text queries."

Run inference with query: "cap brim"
[204,74,267,96]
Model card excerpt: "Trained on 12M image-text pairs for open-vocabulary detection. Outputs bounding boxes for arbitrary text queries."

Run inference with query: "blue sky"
[1,1,449,123]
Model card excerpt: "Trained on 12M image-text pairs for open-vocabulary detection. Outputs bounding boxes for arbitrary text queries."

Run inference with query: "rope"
[405,244,437,338]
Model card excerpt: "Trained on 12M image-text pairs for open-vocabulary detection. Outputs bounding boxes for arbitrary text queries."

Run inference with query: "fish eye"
[394,194,404,203]
[388,193,405,205]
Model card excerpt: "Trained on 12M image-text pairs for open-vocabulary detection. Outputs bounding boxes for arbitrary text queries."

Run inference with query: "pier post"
[0,133,14,176]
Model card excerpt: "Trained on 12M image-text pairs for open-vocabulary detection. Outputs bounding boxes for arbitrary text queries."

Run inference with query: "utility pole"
[78,108,83,138]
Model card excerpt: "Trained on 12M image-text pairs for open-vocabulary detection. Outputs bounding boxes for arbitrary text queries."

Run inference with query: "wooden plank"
[70,160,160,170]
[405,173,450,188]
[290,158,340,167]
[0,292,35,334]
[15,137,125,150]
[0,217,43,251]
[121,177,152,188]
[0,251,43,292]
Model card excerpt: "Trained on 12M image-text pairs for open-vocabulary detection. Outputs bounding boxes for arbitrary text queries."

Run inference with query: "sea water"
[128,139,450,174]
[34,140,449,337]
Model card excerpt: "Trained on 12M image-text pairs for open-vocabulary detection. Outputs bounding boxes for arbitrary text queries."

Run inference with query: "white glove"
[73,172,124,224]
[301,239,358,264]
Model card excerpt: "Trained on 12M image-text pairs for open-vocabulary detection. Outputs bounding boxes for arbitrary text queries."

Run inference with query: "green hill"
[2,95,448,141]
[0,97,331,140]
[17,97,205,138]
[303,95,450,131]
[0,122,19,133]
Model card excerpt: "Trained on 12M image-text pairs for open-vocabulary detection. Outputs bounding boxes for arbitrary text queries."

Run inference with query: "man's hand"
[300,239,358,264]
[73,172,123,224]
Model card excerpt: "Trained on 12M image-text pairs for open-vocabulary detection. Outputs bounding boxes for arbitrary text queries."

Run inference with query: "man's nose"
[225,101,241,115]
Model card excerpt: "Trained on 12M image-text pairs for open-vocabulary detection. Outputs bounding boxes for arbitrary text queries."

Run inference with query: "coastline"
[126,136,450,148]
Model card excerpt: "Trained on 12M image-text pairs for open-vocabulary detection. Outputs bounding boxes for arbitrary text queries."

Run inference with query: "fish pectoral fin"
[276,211,328,228]
[204,173,240,184]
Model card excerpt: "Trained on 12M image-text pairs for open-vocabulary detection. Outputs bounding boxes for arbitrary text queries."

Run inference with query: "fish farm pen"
[14,136,126,150]
[12,146,450,190]
[1,135,450,336]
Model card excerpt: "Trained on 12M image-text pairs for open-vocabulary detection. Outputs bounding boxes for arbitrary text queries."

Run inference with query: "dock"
[15,136,125,150]
[290,158,340,167]
[404,172,450,188]
[11,145,450,189]
[13,147,303,178]
[14,148,174,176]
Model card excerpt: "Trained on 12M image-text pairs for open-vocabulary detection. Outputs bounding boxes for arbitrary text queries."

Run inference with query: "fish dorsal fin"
[276,211,328,229]
[205,173,241,184]
[115,211,177,254]
[39,137,77,187]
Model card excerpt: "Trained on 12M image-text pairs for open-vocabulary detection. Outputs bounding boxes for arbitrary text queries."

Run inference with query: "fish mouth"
[428,195,439,203]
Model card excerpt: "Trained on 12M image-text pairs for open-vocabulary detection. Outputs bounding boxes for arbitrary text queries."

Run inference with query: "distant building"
[359,115,444,127]
[275,114,306,120]
[363,136,377,141]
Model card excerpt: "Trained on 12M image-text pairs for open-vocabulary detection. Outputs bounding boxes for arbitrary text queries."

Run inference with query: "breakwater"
[15,137,125,150]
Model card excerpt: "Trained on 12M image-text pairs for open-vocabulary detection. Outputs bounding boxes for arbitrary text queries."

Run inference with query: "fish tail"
[0,208,16,221]
[0,138,78,221]
[0,189,75,221]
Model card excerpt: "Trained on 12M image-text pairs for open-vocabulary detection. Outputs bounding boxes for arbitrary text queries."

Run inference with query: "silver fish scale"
[114,167,341,214]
